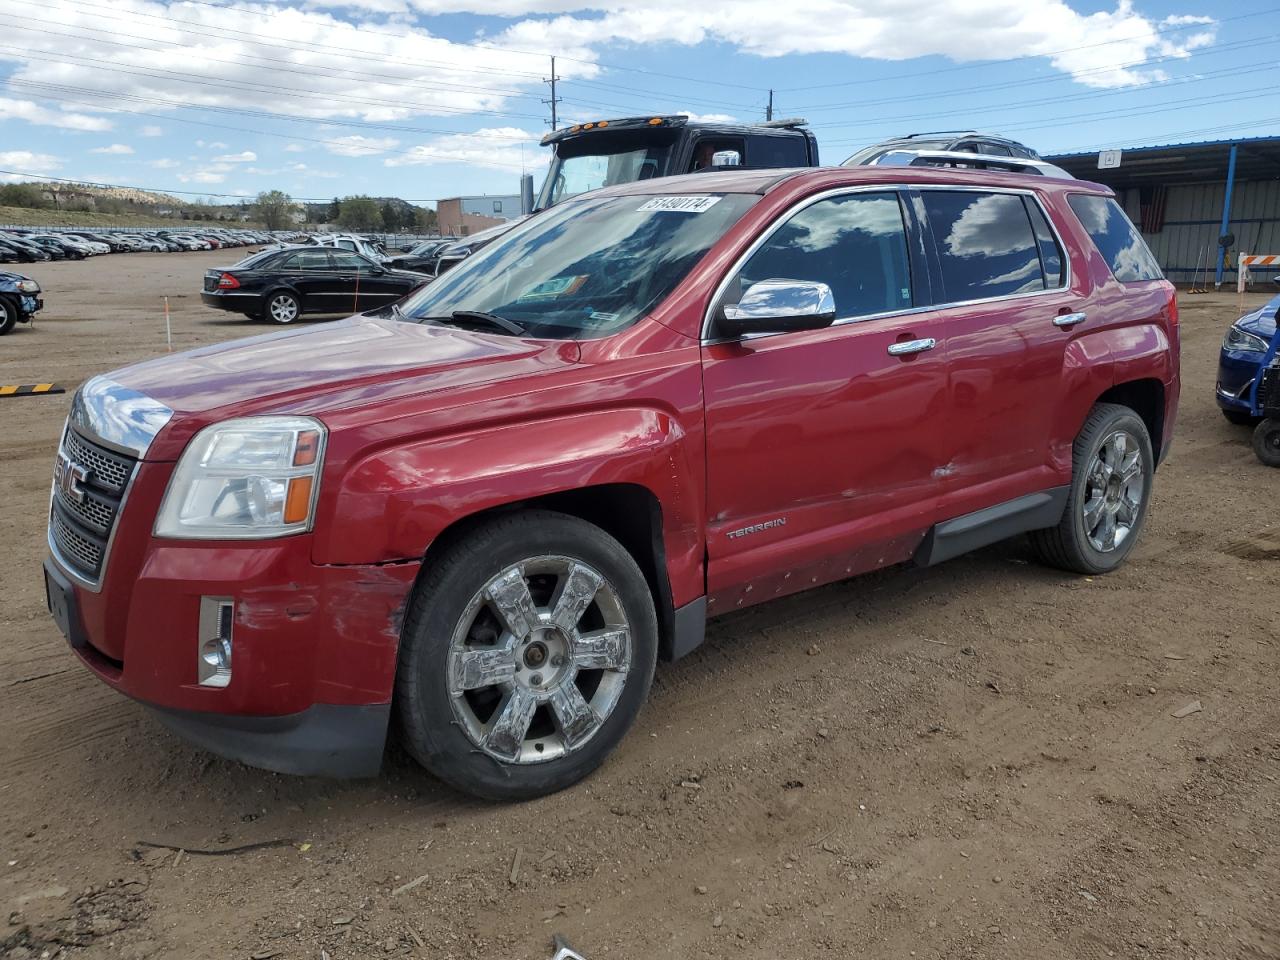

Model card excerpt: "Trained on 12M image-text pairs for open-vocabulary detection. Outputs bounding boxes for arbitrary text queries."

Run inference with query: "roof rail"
[903,130,978,139]
[760,117,808,129]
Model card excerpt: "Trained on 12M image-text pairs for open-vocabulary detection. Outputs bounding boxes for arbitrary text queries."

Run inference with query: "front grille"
[1260,365,1280,415]
[49,427,138,583]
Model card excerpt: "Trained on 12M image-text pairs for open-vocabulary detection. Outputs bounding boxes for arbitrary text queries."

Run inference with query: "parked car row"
[0,228,274,263]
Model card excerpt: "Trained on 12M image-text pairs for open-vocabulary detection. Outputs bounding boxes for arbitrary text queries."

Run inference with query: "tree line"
[253,191,438,233]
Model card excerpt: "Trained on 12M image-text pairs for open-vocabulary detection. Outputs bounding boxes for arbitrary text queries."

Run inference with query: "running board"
[915,487,1069,567]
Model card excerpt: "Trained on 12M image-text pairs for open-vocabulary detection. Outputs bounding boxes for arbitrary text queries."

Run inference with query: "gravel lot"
[2,251,1278,960]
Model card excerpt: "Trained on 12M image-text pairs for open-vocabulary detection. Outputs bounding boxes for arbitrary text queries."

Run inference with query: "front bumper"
[152,702,391,777]
[1216,349,1263,413]
[45,514,421,777]
[19,294,42,318]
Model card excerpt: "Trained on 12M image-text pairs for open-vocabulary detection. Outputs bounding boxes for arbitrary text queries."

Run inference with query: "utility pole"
[766,89,773,122]
[543,56,561,131]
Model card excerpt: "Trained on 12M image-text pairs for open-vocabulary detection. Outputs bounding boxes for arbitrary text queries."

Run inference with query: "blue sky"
[0,0,1273,207]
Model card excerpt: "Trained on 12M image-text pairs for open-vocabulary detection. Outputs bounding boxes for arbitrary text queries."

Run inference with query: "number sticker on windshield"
[637,196,723,213]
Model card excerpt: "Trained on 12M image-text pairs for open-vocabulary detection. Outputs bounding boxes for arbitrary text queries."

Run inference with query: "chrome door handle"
[1053,312,1087,328]
[887,337,936,356]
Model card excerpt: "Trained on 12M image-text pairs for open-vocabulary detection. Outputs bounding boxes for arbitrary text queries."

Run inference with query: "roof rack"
[759,117,809,129]
[903,130,978,139]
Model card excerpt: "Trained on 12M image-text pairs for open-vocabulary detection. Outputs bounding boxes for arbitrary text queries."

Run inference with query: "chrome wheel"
[268,294,299,323]
[1082,429,1145,552]
[447,556,631,765]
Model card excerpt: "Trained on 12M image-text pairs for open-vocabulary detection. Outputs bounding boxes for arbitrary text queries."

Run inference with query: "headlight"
[1224,323,1268,354]
[16,279,39,294]
[155,416,326,539]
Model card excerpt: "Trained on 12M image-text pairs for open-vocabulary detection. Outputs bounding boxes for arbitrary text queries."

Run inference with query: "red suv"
[43,167,1179,800]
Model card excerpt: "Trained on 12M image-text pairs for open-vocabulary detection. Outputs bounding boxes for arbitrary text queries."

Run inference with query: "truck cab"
[535,114,819,211]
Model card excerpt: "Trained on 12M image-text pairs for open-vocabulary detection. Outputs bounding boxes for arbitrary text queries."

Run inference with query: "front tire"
[264,290,301,324]
[0,296,17,335]
[1253,418,1280,467]
[395,511,657,801]
[1031,403,1154,575]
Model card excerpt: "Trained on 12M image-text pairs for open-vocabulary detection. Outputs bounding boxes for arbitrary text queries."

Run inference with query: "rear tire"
[1253,418,1280,467]
[264,291,300,324]
[395,510,658,801]
[1031,403,1154,575]
[1222,409,1258,426]
[0,296,17,335]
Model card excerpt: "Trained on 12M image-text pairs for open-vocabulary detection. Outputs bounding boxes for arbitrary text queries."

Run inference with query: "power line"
[791,33,1279,114]
[804,56,1278,136]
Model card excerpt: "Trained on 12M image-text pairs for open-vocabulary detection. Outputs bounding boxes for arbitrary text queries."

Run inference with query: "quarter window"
[1067,194,1163,283]
[922,191,1048,301]
[734,192,913,320]
[1024,199,1065,289]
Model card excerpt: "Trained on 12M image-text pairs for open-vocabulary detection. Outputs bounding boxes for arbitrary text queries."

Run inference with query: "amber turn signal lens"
[284,476,313,524]
[293,430,320,466]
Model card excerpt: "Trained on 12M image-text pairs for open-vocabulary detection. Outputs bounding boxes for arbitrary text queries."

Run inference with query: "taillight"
[217,273,240,289]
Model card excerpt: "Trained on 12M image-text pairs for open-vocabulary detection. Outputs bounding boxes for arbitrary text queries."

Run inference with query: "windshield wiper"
[418,310,527,336]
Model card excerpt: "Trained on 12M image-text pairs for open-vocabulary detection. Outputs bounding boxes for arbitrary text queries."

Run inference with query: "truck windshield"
[537,131,678,209]
[398,193,757,339]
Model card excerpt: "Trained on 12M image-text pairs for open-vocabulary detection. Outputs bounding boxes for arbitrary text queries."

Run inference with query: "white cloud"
[386,126,546,172]
[149,158,180,168]
[0,97,112,132]
[0,150,62,182]
[177,168,229,184]
[283,144,306,153]
[212,151,257,163]
[90,143,135,155]
[324,135,401,157]
[139,125,164,137]
[195,140,230,149]
[495,0,1216,89]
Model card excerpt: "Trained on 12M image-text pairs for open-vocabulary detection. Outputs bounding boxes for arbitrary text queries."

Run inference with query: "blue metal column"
[1215,143,1238,289]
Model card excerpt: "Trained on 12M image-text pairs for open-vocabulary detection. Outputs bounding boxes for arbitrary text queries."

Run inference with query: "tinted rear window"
[1067,194,1163,282]
[922,191,1048,301]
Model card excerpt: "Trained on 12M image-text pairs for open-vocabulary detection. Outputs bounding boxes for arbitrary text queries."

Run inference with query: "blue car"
[0,270,43,335]
[1217,285,1279,424]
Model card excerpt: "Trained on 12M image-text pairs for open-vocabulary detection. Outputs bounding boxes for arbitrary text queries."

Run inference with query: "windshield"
[537,132,678,209]
[398,193,757,339]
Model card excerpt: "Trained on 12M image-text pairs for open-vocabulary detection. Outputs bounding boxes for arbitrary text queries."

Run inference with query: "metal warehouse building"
[1046,136,1280,288]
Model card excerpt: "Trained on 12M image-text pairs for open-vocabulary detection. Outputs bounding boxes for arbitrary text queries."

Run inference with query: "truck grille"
[49,427,138,584]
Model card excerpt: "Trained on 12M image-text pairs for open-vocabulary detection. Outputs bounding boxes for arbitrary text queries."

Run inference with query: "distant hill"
[0,180,258,223]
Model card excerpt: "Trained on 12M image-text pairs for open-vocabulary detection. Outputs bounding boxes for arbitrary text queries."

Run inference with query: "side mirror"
[718,279,836,339]
[712,150,742,168]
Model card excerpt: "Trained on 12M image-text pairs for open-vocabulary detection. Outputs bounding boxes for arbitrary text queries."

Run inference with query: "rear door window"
[735,191,913,320]
[282,250,332,271]
[1067,194,1163,282]
[921,191,1048,301]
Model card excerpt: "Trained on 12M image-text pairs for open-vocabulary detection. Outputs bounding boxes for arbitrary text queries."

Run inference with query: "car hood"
[0,270,31,284]
[101,313,580,457]
[1237,293,1279,339]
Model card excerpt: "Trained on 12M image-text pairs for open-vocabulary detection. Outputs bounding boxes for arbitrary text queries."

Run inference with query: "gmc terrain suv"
[44,166,1179,800]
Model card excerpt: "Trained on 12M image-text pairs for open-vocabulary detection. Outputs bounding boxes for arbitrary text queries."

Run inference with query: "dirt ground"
[1,251,1277,960]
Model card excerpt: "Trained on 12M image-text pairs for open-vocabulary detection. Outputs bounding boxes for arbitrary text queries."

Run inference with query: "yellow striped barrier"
[0,383,65,397]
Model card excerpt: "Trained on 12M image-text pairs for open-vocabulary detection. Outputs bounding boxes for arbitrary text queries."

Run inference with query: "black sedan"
[201,246,425,323]
[388,238,455,273]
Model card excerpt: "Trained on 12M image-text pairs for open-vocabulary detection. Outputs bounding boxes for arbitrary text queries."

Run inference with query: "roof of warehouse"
[1044,136,1280,190]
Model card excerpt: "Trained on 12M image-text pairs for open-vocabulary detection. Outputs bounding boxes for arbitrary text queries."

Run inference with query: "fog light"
[197,597,233,688]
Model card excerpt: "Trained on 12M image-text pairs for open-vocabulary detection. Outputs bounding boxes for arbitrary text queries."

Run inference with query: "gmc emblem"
[54,452,89,504]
